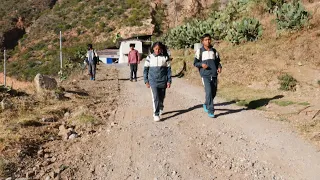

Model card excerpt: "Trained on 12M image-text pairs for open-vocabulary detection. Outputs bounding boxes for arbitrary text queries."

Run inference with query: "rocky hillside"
[160,0,229,28]
[0,0,56,51]
[1,0,233,82]
[2,0,153,81]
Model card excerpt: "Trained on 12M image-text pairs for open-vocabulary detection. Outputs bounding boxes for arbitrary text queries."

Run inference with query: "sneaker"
[203,104,208,113]
[134,79,137,82]
[130,79,133,82]
[90,77,93,80]
[208,113,215,118]
[93,78,95,81]
[154,116,161,122]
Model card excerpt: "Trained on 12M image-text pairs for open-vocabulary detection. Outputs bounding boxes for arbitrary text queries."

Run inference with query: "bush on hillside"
[265,0,286,12]
[278,73,297,91]
[226,18,263,44]
[162,0,262,48]
[276,1,309,30]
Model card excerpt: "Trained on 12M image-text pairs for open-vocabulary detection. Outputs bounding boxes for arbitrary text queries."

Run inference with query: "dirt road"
[45,64,320,180]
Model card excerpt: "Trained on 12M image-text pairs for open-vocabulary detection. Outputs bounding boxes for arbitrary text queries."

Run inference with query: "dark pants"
[88,63,96,79]
[203,77,218,114]
[130,64,138,80]
[151,87,166,116]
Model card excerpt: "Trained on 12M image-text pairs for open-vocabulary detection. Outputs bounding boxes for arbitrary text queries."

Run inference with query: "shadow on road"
[161,104,202,121]
[245,95,284,109]
[161,96,284,120]
[118,76,143,81]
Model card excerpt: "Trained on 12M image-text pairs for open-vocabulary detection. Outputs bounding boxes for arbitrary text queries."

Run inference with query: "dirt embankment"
[0,65,119,179]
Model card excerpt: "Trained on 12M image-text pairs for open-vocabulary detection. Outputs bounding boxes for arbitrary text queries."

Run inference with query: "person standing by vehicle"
[128,44,140,82]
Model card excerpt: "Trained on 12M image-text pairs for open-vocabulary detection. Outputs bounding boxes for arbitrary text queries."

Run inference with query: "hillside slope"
[1,0,153,81]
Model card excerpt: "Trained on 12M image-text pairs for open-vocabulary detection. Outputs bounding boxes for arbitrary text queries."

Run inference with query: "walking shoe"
[154,116,161,122]
[90,77,93,80]
[93,78,95,81]
[130,79,133,82]
[134,79,137,82]
[208,113,215,118]
[203,104,208,113]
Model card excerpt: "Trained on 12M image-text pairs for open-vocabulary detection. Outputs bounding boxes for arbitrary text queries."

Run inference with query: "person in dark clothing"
[86,44,98,80]
[194,34,222,118]
[144,42,172,122]
[128,44,140,82]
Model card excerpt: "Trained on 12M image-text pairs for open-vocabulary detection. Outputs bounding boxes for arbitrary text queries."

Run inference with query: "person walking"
[86,44,98,80]
[128,44,140,82]
[194,34,222,118]
[144,42,172,122]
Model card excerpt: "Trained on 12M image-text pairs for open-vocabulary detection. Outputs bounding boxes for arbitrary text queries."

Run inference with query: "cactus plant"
[276,1,309,30]
[226,18,263,44]
[162,0,262,48]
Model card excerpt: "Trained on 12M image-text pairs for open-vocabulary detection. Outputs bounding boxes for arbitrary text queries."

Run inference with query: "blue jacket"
[194,46,222,78]
[144,54,172,88]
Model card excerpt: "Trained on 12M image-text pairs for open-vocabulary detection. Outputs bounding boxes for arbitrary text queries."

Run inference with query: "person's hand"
[146,82,150,88]
[167,83,171,88]
[202,64,208,69]
[217,68,222,74]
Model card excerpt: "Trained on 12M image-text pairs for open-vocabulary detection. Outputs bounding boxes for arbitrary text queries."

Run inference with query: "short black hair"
[201,34,212,41]
[88,44,93,49]
[151,42,164,52]
[130,43,135,48]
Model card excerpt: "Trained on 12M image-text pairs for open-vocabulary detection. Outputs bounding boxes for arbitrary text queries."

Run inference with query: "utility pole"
[174,0,177,27]
[59,31,63,72]
[3,48,6,87]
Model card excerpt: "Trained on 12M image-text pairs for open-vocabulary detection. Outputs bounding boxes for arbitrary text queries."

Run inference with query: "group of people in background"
[85,33,222,122]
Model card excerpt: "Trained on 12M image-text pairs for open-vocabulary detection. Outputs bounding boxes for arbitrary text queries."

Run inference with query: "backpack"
[92,49,99,65]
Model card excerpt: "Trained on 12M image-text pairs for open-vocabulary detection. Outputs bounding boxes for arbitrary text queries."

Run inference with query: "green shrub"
[278,73,297,91]
[226,18,263,44]
[276,1,309,30]
[265,0,286,12]
[162,0,256,48]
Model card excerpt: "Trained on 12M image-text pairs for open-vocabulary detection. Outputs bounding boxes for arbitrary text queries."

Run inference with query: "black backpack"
[92,49,99,65]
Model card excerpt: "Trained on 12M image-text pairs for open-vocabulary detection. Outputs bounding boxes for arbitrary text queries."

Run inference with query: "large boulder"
[34,74,57,93]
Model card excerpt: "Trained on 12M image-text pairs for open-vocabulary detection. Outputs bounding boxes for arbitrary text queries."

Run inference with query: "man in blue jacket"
[194,34,222,118]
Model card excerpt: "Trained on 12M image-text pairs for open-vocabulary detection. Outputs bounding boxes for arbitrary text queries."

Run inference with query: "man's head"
[201,34,212,48]
[130,44,135,50]
[88,44,93,50]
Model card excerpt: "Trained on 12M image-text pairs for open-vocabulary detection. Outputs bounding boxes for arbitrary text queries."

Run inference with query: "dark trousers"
[202,77,218,114]
[88,63,96,79]
[151,87,166,116]
[130,64,138,80]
